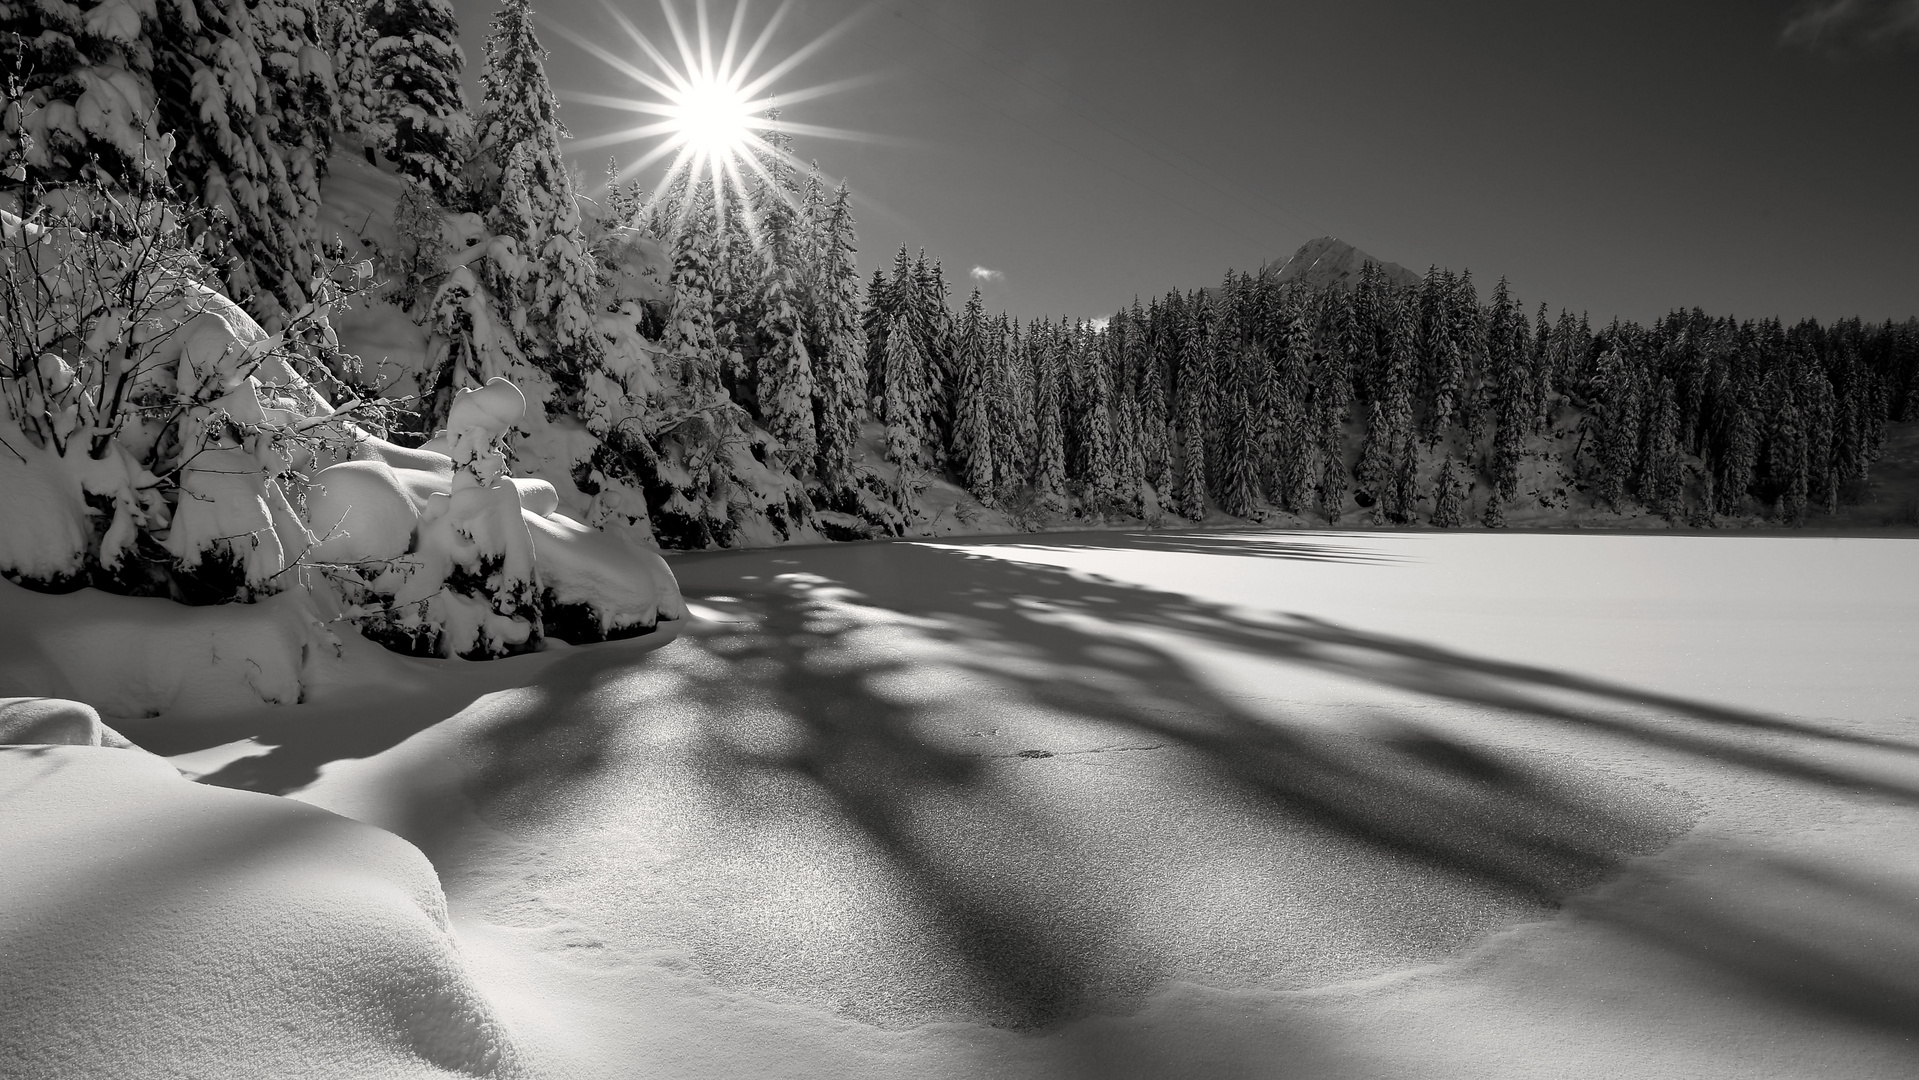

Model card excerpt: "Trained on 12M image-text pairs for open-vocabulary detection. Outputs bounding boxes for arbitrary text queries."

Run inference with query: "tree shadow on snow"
[161,529,1919,1052]
[632,533,1919,1042]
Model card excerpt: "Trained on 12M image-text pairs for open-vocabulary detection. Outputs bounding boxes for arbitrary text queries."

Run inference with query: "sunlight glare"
[551,0,876,234]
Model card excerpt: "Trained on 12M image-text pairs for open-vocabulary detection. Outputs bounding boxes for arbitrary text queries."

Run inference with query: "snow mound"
[0,745,523,1079]
[313,379,686,658]
[0,697,133,747]
[0,576,338,720]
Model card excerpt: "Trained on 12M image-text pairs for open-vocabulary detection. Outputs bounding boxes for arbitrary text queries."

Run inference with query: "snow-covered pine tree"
[1355,394,1394,524]
[1033,321,1067,508]
[997,316,1036,493]
[1419,266,1460,442]
[1071,321,1118,508]
[475,0,602,379]
[1216,335,1262,519]
[1,2,174,194]
[952,288,996,501]
[862,263,893,407]
[1450,269,1486,447]
[911,253,956,458]
[366,0,471,200]
[1267,284,1317,513]
[323,0,381,139]
[880,308,929,482]
[156,0,338,326]
[1486,278,1530,502]
[1384,291,1422,521]
[1129,297,1171,491]
[1315,287,1355,522]
[1531,301,1555,432]
[1644,375,1685,519]
[754,197,817,473]
[1588,342,1644,511]
[1431,456,1465,528]
[1173,303,1210,520]
[808,182,867,498]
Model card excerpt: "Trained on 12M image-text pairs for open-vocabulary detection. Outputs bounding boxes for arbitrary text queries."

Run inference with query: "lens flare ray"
[553,0,876,237]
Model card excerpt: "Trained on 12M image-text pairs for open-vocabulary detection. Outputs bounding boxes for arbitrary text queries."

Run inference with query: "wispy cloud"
[1782,0,1919,51]
[970,265,1003,282]
[1087,317,1111,331]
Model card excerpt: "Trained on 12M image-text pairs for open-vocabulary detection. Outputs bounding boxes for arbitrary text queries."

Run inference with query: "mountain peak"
[1264,237,1421,292]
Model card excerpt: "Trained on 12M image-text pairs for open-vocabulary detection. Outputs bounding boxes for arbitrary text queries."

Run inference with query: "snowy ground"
[12,531,1919,1077]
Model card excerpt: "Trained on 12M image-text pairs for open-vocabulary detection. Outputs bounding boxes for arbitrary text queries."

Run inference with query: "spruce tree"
[1,1,173,192]
[1450,270,1487,447]
[952,289,997,501]
[1644,377,1685,519]
[323,0,381,139]
[1316,288,1355,522]
[154,0,338,325]
[1431,456,1465,528]
[366,0,471,200]
[476,0,601,374]
[1217,339,1262,518]
[755,204,817,472]
[809,183,867,496]
[1033,323,1067,506]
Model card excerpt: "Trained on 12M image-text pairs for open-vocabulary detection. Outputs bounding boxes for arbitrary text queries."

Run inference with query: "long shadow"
[652,535,1919,1038]
[161,530,1919,1044]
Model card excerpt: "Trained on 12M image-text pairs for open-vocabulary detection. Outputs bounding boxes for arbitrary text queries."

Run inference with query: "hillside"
[1263,236,1423,291]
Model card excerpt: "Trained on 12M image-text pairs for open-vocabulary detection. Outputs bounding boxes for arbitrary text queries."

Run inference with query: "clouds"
[1782,0,1919,51]
[969,265,1003,282]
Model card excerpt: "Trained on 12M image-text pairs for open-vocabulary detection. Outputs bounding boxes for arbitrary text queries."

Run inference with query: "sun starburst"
[551,0,873,235]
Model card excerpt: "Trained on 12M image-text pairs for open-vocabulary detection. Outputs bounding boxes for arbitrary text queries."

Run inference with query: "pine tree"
[1431,456,1465,528]
[1485,277,1529,499]
[1480,490,1506,528]
[156,0,339,325]
[1216,338,1261,518]
[952,289,997,501]
[809,183,867,496]
[1644,377,1685,519]
[1033,323,1067,506]
[1,2,174,192]
[476,0,602,375]
[880,308,931,477]
[323,0,381,138]
[366,0,471,199]
[862,265,893,407]
[755,204,817,472]
[1316,288,1355,522]
[1450,270,1487,447]
[1421,267,1462,443]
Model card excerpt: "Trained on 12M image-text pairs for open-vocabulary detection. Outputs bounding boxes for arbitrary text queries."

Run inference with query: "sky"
[446,0,1919,326]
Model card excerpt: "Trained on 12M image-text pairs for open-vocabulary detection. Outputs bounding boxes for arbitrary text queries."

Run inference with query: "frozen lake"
[189,531,1919,1077]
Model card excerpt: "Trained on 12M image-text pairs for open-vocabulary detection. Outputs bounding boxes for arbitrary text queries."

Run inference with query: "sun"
[550,0,872,233]
[668,73,756,158]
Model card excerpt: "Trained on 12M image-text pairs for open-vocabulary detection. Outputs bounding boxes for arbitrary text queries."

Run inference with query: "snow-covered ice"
[5,530,1917,1078]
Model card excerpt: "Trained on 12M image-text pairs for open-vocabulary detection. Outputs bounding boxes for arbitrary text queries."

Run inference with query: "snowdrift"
[0,744,524,1079]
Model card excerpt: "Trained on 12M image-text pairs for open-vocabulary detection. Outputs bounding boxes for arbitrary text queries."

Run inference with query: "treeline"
[864,258,1919,528]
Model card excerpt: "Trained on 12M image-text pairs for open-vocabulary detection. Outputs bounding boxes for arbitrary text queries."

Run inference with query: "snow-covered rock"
[0,745,523,1079]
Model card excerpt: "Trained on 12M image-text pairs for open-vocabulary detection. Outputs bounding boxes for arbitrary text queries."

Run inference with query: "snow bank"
[0,697,132,747]
[0,577,338,720]
[0,745,522,1079]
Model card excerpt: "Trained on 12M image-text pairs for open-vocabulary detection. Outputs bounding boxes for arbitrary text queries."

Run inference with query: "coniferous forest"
[4,0,1917,621]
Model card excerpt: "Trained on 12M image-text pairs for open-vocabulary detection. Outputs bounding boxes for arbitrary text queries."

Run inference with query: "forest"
[4,0,1917,654]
